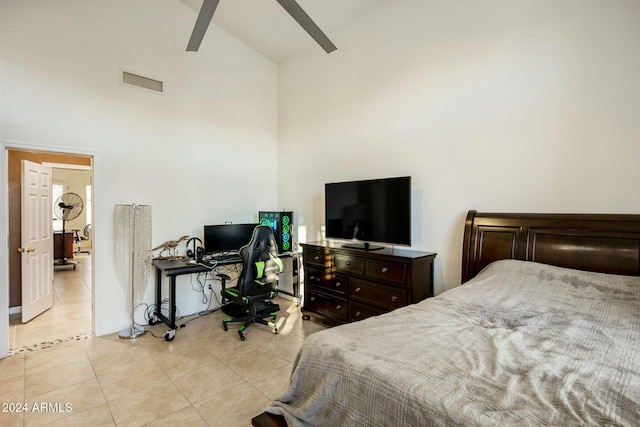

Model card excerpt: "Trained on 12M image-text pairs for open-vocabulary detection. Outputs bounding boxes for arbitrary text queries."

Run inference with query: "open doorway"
[6,148,94,355]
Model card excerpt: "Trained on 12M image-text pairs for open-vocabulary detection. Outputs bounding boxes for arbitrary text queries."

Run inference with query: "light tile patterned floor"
[3,255,325,426]
[9,254,94,355]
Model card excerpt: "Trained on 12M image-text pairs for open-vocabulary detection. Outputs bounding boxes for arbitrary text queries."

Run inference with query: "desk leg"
[160,277,178,341]
[151,268,162,324]
[169,277,177,330]
[151,268,177,341]
[292,253,300,306]
[156,268,162,313]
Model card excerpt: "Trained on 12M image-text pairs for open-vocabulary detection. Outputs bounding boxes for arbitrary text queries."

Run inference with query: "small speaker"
[259,211,294,253]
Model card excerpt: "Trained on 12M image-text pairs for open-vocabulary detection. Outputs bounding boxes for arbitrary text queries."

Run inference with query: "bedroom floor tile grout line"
[2,254,326,426]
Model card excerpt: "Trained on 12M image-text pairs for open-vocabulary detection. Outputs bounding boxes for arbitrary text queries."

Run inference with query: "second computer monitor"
[203,223,258,254]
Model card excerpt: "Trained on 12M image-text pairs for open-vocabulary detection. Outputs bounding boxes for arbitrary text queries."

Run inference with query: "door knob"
[17,247,35,253]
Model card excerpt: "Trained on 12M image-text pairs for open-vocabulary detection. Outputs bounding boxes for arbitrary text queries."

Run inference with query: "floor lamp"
[115,204,152,339]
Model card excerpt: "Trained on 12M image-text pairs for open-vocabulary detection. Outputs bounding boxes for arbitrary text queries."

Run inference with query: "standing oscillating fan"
[53,192,84,270]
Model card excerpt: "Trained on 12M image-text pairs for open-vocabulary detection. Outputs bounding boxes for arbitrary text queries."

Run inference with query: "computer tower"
[258,211,294,253]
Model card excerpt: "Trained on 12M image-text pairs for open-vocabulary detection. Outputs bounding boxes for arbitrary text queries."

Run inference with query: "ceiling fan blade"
[275,0,337,54]
[186,0,220,52]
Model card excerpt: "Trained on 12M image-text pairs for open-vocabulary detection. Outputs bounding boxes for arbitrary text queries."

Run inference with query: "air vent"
[121,71,164,93]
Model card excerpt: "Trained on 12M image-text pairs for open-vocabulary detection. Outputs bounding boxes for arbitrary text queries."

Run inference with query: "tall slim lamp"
[115,204,152,339]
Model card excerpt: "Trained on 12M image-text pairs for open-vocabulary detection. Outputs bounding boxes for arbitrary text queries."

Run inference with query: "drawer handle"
[335,282,342,287]
[391,295,398,302]
[310,296,316,302]
[336,305,342,310]
[309,275,315,281]
[314,256,320,261]
[355,311,362,317]
[345,261,351,266]
[381,267,388,274]
[355,287,361,293]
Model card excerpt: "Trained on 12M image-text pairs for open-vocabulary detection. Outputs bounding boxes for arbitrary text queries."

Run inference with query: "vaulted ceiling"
[179,0,385,63]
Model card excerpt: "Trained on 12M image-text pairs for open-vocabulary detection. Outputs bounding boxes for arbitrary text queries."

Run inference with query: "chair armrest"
[215,273,233,303]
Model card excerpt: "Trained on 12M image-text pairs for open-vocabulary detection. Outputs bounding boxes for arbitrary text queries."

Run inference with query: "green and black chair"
[221,225,283,340]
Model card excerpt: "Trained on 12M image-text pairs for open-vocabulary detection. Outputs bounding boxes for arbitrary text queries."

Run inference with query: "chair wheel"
[222,321,228,331]
[274,328,279,335]
[238,332,245,341]
[164,330,175,341]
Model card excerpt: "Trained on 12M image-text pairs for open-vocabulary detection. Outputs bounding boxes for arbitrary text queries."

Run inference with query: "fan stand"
[54,219,78,271]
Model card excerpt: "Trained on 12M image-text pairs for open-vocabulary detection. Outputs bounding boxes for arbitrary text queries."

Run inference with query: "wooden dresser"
[301,241,436,325]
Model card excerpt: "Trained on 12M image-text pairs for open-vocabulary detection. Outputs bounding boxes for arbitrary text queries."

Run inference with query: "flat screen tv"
[325,176,411,250]
[203,223,258,254]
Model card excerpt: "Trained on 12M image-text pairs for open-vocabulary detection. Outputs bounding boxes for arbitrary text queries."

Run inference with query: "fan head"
[54,192,84,221]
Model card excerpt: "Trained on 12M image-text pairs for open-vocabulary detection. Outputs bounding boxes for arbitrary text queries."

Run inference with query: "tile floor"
[3,255,325,427]
[9,254,93,354]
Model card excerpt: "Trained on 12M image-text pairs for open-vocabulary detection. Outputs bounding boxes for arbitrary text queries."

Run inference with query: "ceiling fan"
[186,0,337,54]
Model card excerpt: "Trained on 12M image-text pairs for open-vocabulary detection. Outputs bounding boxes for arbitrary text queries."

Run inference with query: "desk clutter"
[147,212,298,342]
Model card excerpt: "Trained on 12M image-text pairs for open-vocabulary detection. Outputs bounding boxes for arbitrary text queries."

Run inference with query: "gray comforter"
[266,260,640,426]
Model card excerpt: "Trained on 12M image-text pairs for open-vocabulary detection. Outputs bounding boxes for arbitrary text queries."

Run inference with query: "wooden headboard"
[462,210,640,283]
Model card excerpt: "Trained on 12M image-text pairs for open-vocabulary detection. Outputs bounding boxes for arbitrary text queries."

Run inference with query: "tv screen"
[203,223,258,254]
[325,176,411,247]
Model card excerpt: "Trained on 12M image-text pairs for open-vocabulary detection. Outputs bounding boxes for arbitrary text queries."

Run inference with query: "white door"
[21,160,54,323]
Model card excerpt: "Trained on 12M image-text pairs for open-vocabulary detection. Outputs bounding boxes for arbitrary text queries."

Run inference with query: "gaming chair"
[221,225,283,340]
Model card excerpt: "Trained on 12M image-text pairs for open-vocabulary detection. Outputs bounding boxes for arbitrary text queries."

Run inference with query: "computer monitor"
[203,223,258,254]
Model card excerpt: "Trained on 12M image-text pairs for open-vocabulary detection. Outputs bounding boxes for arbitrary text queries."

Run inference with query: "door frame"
[1,141,97,359]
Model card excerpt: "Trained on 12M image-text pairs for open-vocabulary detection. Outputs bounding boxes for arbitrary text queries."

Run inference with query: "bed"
[253,210,640,427]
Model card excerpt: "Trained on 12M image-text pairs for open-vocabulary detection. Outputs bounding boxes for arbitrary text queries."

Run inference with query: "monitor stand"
[342,242,384,251]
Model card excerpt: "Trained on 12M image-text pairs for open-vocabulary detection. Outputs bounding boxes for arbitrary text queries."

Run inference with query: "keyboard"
[208,253,241,263]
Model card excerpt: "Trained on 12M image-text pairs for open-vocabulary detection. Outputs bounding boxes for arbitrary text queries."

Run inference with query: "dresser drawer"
[305,268,347,296]
[350,302,388,322]
[301,242,436,326]
[305,267,331,286]
[350,278,406,310]
[305,290,348,322]
[304,247,332,268]
[366,259,407,285]
[334,253,364,275]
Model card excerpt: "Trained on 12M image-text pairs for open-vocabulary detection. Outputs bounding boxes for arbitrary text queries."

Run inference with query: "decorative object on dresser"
[301,241,436,325]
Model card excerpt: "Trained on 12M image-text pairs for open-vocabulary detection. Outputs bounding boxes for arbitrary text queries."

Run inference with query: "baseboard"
[9,306,21,315]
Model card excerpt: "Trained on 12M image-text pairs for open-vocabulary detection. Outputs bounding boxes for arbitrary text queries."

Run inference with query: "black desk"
[151,254,300,341]
[151,259,216,341]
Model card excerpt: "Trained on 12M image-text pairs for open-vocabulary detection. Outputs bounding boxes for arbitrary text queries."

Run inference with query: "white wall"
[0,0,278,340]
[278,0,640,295]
